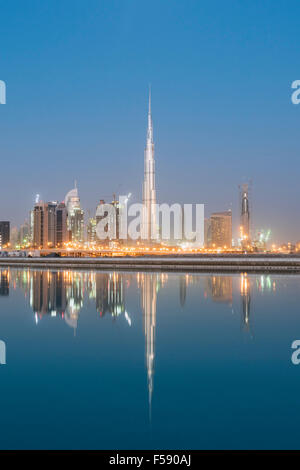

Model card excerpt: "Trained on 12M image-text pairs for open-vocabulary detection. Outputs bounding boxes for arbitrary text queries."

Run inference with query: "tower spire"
[147,85,153,144]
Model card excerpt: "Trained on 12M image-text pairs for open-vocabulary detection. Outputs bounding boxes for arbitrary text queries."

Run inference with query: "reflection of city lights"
[125,311,131,326]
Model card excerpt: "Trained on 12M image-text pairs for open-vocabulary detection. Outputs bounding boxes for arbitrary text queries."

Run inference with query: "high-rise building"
[10,226,18,248]
[240,183,250,246]
[210,211,232,248]
[19,220,31,247]
[32,202,68,248]
[87,217,96,243]
[65,183,84,243]
[141,89,158,242]
[0,221,10,248]
[204,217,212,248]
[56,202,68,246]
[95,196,121,244]
[111,194,121,242]
[95,199,107,244]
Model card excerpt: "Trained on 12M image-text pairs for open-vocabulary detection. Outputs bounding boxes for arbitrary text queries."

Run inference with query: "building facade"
[65,184,84,243]
[240,183,250,247]
[32,202,68,248]
[210,211,232,248]
[141,90,158,242]
[0,221,10,248]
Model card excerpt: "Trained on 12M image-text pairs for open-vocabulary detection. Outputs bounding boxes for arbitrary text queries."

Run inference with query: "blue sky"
[1,0,300,242]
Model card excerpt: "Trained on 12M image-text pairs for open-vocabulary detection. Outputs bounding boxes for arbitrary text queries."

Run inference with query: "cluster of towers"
[29,184,84,249]
[2,89,252,250]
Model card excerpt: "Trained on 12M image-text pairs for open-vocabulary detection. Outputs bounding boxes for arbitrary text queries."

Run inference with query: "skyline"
[1,1,300,242]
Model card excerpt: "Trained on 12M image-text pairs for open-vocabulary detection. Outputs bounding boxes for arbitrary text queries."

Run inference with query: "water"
[0,267,299,450]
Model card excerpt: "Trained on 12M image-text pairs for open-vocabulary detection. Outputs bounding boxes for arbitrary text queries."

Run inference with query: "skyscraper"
[87,216,96,243]
[210,211,232,248]
[65,183,84,243]
[19,220,31,247]
[95,199,108,244]
[204,217,212,248]
[32,202,68,248]
[141,89,158,242]
[240,183,250,246]
[0,221,10,248]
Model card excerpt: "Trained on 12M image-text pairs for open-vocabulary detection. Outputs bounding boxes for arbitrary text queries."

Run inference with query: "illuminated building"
[95,199,107,244]
[240,183,250,247]
[204,218,211,248]
[87,217,97,243]
[19,220,31,247]
[252,229,271,251]
[55,203,68,246]
[210,211,232,248]
[95,196,121,244]
[141,89,158,242]
[0,221,10,248]
[111,195,121,242]
[65,183,84,243]
[32,201,68,248]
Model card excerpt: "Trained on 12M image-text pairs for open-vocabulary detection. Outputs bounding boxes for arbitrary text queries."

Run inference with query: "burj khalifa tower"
[141,89,158,242]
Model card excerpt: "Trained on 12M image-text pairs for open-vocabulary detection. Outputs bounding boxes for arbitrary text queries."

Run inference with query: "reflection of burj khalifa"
[240,273,251,334]
[140,273,158,416]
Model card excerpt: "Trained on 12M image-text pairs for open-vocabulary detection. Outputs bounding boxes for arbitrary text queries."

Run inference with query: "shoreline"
[1,255,300,273]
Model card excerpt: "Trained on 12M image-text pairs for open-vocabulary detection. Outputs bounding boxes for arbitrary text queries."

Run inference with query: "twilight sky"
[1,0,300,242]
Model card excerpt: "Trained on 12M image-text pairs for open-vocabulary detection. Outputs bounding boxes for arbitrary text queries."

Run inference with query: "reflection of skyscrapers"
[108,273,125,317]
[210,211,232,248]
[179,276,187,307]
[96,272,125,318]
[0,270,9,296]
[96,273,109,316]
[30,270,67,316]
[240,273,251,333]
[140,273,158,416]
[205,276,233,304]
[65,272,84,331]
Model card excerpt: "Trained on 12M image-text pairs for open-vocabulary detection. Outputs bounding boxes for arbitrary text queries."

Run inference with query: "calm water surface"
[0,268,299,449]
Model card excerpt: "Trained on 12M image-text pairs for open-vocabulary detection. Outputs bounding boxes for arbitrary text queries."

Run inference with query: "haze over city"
[1,1,300,243]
